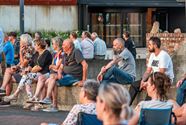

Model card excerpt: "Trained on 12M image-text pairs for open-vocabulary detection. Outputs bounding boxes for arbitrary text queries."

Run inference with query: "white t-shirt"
[147,50,174,81]
[137,100,173,109]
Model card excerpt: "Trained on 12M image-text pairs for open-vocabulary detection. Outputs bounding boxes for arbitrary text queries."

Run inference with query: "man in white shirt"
[69,32,82,52]
[141,36,174,86]
[129,36,174,105]
[81,31,94,59]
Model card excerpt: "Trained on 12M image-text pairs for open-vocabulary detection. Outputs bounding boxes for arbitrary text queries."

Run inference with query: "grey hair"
[83,79,100,101]
[52,36,63,46]
[98,83,131,117]
[91,32,98,37]
[20,34,32,45]
[115,38,125,47]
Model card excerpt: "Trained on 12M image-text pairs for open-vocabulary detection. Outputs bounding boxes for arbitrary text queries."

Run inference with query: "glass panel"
[91,13,104,39]
[124,13,143,47]
[91,12,145,48]
[105,13,121,48]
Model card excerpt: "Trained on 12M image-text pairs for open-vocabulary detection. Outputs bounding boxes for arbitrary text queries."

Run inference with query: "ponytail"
[120,104,134,120]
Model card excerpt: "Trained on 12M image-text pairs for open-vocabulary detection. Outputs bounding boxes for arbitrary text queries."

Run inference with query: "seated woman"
[41,79,99,125]
[3,39,52,102]
[128,72,173,125]
[27,37,63,111]
[96,83,133,125]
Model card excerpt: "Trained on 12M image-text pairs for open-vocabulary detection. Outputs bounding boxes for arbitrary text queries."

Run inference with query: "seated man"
[39,38,88,105]
[97,38,136,84]
[0,27,4,66]
[176,73,186,106]
[91,32,107,60]
[8,32,20,65]
[173,103,186,125]
[3,33,14,69]
[81,31,94,59]
[41,79,99,125]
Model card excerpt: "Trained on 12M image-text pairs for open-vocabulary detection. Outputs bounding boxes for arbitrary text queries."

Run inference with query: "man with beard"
[140,36,174,89]
[97,38,136,84]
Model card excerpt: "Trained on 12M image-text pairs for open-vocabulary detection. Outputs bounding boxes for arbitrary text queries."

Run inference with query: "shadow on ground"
[0,106,68,125]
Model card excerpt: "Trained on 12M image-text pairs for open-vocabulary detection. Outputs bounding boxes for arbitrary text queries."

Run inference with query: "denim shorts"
[48,123,59,125]
[56,74,79,86]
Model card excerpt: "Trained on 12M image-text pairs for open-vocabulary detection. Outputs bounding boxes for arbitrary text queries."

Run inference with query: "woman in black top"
[3,39,52,102]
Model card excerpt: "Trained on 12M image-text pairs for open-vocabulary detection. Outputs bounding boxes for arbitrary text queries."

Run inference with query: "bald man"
[97,38,136,84]
[39,39,88,106]
[57,39,88,86]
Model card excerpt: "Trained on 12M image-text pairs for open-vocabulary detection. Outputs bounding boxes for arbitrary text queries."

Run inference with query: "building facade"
[0,0,78,32]
[78,0,185,47]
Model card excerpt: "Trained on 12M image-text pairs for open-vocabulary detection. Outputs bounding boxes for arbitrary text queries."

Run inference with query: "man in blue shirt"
[91,32,107,59]
[8,32,19,65]
[3,34,14,67]
[0,28,4,63]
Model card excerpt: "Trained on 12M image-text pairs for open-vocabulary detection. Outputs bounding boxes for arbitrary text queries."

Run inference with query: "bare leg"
[46,77,56,98]
[5,73,16,95]
[5,83,12,96]
[40,123,48,125]
[40,85,46,100]
[33,75,47,98]
[52,85,58,108]
[1,68,13,89]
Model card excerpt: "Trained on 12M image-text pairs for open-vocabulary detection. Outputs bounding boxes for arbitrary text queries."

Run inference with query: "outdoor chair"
[77,112,103,125]
[139,107,177,125]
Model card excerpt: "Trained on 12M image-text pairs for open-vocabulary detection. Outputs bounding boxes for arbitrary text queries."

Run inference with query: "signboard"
[0,0,77,5]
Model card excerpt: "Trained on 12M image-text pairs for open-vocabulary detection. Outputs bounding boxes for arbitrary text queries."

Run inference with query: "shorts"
[13,73,22,83]
[57,74,79,86]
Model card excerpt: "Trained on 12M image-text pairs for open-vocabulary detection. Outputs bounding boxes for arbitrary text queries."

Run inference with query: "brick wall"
[146,33,186,83]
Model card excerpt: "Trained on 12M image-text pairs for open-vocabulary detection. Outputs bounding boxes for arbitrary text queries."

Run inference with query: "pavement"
[0,106,69,125]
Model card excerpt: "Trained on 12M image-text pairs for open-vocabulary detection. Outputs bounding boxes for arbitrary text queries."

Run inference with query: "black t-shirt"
[125,38,136,59]
[30,50,52,74]
[63,48,84,80]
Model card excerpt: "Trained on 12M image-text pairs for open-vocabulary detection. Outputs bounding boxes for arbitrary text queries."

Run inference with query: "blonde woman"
[96,83,133,125]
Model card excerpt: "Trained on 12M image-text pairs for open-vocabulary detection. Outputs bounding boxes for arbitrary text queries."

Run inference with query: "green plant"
[14,30,82,40]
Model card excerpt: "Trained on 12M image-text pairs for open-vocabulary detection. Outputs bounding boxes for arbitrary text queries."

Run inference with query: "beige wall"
[0,5,78,32]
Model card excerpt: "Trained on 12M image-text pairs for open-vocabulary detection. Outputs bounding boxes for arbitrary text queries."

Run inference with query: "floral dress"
[63,103,96,125]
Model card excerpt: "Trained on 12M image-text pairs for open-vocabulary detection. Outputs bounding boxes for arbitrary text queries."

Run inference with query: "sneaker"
[23,103,34,110]
[0,100,10,107]
[3,94,17,102]
[0,89,6,96]
[31,104,43,111]
[39,98,52,105]
[26,96,39,103]
[42,105,58,112]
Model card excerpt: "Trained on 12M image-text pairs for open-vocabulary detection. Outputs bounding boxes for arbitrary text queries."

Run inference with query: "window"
[91,11,145,48]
